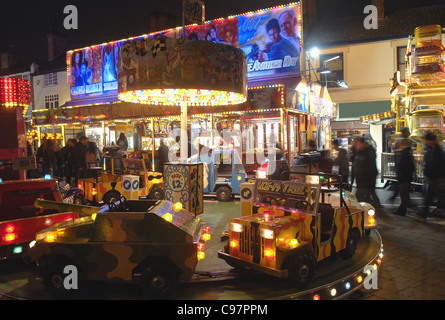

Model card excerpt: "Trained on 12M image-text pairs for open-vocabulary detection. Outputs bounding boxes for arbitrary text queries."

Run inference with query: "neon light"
[118,89,246,107]
[0,78,31,109]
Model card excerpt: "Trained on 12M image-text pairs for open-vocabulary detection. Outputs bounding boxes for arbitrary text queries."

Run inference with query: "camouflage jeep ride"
[24,198,210,298]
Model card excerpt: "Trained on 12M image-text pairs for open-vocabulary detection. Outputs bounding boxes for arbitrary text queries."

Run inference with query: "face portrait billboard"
[238,4,301,79]
[68,42,120,99]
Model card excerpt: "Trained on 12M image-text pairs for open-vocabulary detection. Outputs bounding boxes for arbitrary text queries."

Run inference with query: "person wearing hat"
[417,132,445,221]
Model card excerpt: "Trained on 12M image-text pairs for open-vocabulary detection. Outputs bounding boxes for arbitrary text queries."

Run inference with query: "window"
[397,45,414,81]
[45,94,59,109]
[319,53,344,88]
[44,73,58,86]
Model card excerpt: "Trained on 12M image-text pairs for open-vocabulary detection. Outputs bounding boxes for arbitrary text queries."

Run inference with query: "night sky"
[1,0,444,64]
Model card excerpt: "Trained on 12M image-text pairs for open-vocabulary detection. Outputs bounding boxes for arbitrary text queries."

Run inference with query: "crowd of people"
[34,136,102,185]
[322,129,445,222]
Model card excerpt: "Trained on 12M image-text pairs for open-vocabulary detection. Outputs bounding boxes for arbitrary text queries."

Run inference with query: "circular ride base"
[0,229,382,300]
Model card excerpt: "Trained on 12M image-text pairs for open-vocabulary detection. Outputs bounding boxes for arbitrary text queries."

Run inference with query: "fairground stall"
[30,2,336,173]
[362,25,445,187]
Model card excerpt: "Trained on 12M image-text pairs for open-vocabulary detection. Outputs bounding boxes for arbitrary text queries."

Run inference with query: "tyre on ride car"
[283,254,316,288]
[141,262,179,298]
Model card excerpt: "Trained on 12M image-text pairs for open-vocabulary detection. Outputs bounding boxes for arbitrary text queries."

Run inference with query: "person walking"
[417,132,445,221]
[73,136,89,184]
[394,138,415,216]
[62,139,77,184]
[85,141,101,178]
[158,138,169,173]
[333,140,350,187]
[353,136,381,208]
[41,139,58,178]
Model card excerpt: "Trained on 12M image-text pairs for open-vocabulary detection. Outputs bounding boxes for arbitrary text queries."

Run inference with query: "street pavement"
[364,185,445,300]
[1,181,445,301]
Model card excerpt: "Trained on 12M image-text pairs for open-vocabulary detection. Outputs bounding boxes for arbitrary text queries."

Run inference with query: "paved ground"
[2,182,444,301]
[364,186,445,300]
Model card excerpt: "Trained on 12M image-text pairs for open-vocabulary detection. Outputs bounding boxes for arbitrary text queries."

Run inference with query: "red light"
[203,226,210,233]
[264,213,270,223]
[197,242,205,251]
[6,225,14,233]
[313,294,321,300]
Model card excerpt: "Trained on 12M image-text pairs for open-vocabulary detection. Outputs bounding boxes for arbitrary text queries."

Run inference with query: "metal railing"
[381,152,424,186]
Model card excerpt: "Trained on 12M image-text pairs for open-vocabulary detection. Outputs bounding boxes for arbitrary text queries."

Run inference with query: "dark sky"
[1,0,444,64]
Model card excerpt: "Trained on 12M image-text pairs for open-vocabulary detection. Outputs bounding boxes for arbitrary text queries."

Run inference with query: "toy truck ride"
[0,179,79,260]
[193,149,247,202]
[218,174,366,288]
[78,158,164,204]
[24,198,210,297]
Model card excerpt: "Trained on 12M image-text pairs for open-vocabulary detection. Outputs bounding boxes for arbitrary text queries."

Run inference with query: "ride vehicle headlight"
[260,228,274,239]
[368,208,375,217]
[256,171,266,179]
[230,222,243,233]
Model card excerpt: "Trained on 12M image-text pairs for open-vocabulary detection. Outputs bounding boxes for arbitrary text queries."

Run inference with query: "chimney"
[372,0,385,20]
[47,22,68,61]
[302,0,318,26]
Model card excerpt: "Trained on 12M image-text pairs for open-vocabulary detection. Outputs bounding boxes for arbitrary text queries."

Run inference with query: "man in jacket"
[418,132,445,221]
[353,137,381,208]
[394,138,415,216]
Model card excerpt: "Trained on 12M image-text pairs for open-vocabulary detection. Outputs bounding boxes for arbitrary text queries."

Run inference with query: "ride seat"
[319,203,334,234]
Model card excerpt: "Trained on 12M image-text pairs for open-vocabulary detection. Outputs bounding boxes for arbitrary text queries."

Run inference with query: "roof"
[305,4,445,48]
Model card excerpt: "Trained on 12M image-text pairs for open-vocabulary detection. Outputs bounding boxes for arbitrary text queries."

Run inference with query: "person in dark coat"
[73,136,89,184]
[394,138,415,216]
[158,138,169,173]
[42,139,58,177]
[62,139,77,184]
[353,137,381,208]
[333,139,350,186]
[418,132,445,220]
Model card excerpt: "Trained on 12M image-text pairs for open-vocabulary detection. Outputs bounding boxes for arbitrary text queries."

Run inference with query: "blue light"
[345,282,351,290]
[0,178,3,183]
[44,174,52,180]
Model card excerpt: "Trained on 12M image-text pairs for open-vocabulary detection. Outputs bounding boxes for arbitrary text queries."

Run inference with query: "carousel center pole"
[180,100,188,163]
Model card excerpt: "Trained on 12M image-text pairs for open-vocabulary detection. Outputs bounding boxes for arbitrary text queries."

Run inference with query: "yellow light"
[230,240,237,248]
[357,275,363,283]
[92,187,97,196]
[91,213,97,221]
[368,217,375,225]
[237,175,242,181]
[163,213,173,222]
[173,202,182,212]
[264,249,274,257]
[197,251,205,260]
[5,233,16,242]
[289,239,299,248]
[201,233,211,241]
[45,233,56,242]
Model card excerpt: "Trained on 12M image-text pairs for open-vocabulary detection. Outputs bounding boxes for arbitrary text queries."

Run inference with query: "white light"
[230,222,243,233]
[29,240,36,248]
[306,175,319,184]
[309,47,320,59]
[368,209,375,216]
[260,228,274,239]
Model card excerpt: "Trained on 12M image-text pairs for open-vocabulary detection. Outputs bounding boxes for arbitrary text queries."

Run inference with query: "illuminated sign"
[67,2,301,101]
[0,78,31,108]
[67,43,119,99]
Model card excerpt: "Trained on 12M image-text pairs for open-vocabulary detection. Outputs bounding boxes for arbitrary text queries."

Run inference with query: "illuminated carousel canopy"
[117,37,247,107]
